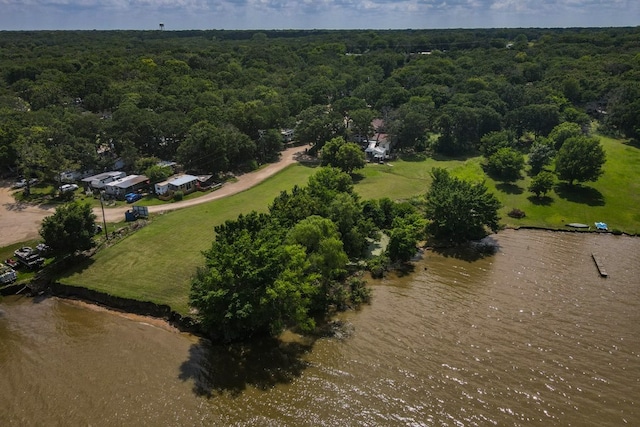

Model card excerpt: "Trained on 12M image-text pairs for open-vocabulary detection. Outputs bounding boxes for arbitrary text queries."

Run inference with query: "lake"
[1,229,638,425]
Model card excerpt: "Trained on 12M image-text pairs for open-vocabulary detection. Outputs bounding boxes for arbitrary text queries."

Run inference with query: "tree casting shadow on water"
[430,236,501,262]
[178,336,314,398]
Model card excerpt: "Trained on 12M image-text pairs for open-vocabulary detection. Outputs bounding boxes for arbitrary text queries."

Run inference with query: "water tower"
[159,23,164,31]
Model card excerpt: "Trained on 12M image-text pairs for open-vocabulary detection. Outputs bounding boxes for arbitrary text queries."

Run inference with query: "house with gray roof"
[155,174,198,196]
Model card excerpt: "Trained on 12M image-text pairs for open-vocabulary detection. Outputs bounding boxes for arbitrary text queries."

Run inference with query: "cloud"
[0,0,637,29]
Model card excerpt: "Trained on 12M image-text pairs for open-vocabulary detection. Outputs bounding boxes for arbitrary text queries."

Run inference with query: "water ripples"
[1,230,639,426]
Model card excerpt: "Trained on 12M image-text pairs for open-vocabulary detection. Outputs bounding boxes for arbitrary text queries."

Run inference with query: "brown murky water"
[1,229,639,426]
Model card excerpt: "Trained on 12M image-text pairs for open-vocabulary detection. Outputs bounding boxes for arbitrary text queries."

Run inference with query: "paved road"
[0,145,306,247]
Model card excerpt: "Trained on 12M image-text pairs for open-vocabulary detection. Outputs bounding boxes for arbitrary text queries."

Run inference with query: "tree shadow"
[527,195,554,206]
[622,138,640,149]
[178,336,314,398]
[430,151,479,162]
[53,255,96,278]
[350,172,365,183]
[554,183,605,206]
[398,152,429,162]
[430,236,500,262]
[391,262,416,277]
[495,182,524,195]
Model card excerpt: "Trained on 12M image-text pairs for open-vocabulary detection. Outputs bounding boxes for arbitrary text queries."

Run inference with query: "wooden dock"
[592,253,608,277]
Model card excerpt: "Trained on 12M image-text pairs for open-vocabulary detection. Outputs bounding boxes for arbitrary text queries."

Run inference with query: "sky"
[0,0,637,31]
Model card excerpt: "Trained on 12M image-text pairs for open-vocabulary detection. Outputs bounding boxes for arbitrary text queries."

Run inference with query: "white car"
[13,178,38,188]
[59,184,79,193]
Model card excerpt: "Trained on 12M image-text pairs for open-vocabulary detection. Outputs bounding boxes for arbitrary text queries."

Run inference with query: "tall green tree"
[528,139,555,174]
[434,106,481,156]
[40,201,96,259]
[295,105,344,154]
[286,215,348,281]
[555,136,606,185]
[606,82,640,140]
[548,122,582,150]
[321,137,365,174]
[386,97,434,151]
[145,164,172,184]
[189,213,320,341]
[178,121,255,175]
[425,168,501,243]
[479,130,516,156]
[486,147,525,182]
[387,214,426,263]
[15,126,50,195]
[258,128,284,163]
[528,171,555,198]
[348,108,376,141]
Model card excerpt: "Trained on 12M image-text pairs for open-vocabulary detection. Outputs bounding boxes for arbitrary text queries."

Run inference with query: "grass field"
[56,135,640,314]
[59,163,318,314]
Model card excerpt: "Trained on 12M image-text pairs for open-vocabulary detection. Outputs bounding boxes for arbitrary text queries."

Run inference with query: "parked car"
[59,184,79,193]
[125,192,142,203]
[0,265,17,284]
[13,178,38,188]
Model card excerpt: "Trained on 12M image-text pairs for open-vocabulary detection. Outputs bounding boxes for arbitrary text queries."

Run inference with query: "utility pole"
[100,191,109,240]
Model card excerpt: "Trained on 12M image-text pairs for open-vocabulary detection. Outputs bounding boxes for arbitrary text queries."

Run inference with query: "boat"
[13,247,45,269]
[566,223,589,228]
[594,222,608,231]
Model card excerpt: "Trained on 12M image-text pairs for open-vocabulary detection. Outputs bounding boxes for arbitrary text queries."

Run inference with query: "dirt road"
[0,145,307,248]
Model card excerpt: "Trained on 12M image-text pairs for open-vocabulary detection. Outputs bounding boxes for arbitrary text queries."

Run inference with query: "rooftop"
[105,175,149,189]
[81,171,123,182]
[169,174,198,187]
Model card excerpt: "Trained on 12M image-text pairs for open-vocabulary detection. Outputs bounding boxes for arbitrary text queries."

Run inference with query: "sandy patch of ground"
[0,145,308,248]
[0,183,57,248]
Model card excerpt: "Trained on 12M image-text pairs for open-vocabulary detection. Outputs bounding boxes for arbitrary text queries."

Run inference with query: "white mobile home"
[81,171,126,190]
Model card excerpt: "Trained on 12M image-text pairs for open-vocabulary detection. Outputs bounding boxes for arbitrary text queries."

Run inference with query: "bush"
[508,208,526,219]
[173,191,184,201]
[367,255,389,278]
[58,190,75,202]
[349,277,372,305]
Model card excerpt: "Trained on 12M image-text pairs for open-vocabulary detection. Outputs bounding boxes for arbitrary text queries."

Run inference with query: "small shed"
[104,175,149,199]
[154,179,171,196]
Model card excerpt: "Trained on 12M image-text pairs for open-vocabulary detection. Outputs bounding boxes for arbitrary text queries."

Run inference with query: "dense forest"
[1,27,639,186]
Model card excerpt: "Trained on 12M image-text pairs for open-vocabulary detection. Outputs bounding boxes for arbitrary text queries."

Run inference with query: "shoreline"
[4,227,636,338]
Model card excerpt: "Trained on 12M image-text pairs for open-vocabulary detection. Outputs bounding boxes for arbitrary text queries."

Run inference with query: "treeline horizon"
[1,26,638,184]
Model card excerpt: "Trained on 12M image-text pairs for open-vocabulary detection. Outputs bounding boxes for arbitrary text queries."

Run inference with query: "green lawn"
[56,135,640,314]
[488,135,640,234]
[59,164,318,314]
[356,136,640,234]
